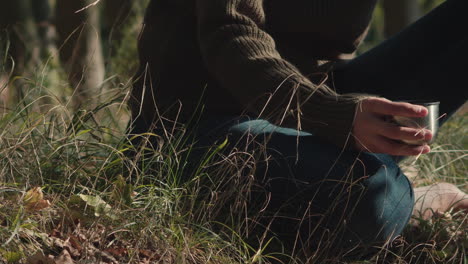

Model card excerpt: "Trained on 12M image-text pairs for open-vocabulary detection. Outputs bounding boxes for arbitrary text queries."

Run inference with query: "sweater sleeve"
[196,0,364,147]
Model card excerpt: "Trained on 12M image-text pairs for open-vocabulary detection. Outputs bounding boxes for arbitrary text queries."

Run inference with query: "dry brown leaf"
[26,252,55,264]
[27,199,51,211]
[63,238,81,258]
[50,228,62,238]
[26,250,74,264]
[99,250,118,263]
[24,187,51,211]
[105,247,128,257]
[24,187,43,204]
[68,235,83,254]
[139,249,161,261]
[49,236,82,259]
[55,250,74,264]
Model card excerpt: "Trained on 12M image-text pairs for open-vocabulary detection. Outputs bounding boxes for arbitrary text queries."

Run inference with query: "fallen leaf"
[55,250,74,264]
[24,187,51,211]
[26,250,75,264]
[68,235,83,255]
[24,187,43,204]
[76,194,117,219]
[139,249,161,261]
[105,247,127,257]
[28,199,51,211]
[26,252,56,264]
[98,250,118,263]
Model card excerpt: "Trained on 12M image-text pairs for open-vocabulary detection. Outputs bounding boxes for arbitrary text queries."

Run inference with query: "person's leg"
[332,0,467,119]
[330,0,468,222]
[197,116,414,256]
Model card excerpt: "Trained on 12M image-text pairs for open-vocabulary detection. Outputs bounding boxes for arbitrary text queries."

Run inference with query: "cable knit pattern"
[132,0,377,147]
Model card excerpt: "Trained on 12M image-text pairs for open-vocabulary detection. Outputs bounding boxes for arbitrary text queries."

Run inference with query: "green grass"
[0,69,466,263]
[0,65,263,263]
[1,1,466,261]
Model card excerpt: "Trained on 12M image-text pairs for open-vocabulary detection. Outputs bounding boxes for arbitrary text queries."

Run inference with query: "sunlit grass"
[0,69,466,263]
[1,1,466,261]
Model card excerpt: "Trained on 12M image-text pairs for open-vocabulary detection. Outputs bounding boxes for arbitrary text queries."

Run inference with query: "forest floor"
[0,76,466,263]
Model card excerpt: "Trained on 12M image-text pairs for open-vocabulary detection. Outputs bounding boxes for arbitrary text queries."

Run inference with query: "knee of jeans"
[342,157,414,247]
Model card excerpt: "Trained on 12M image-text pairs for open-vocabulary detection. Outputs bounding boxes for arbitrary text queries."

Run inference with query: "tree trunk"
[55,0,105,109]
[383,0,421,37]
[32,0,57,61]
[0,0,39,105]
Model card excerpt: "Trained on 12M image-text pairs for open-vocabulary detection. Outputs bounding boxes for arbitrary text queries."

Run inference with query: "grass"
[0,2,467,261]
[0,68,466,264]
[0,65,263,263]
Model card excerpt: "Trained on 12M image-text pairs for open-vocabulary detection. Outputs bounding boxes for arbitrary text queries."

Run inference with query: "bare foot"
[413,182,468,219]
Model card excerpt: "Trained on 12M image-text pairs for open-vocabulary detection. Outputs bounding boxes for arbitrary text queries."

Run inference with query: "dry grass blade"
[75,0,101,14]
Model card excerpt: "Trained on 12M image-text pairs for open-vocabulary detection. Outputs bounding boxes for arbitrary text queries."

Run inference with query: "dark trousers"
[192,0,467,254]
[333,0,467,117]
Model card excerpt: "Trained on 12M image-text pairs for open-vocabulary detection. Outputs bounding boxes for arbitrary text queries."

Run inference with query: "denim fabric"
[129,0,467,254]
[194,116,414,251]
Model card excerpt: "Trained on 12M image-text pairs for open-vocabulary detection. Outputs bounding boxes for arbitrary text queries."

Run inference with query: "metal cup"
[392,100,440,145]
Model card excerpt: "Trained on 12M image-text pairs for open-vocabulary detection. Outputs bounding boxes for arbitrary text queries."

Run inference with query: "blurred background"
[0,0,148,113]
[0,0,446,113]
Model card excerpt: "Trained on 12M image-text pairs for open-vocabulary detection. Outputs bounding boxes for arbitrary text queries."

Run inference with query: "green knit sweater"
[131,0,378,147]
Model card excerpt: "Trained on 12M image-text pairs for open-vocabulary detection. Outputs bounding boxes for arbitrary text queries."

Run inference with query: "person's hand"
[353,97,433,156]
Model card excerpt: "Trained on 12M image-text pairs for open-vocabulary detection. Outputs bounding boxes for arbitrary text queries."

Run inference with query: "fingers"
[356,134,430,156]
[362,97,428,117]
[363,113,433,142]
[354,97,434,155]
[376,136,430,156]
[376,119,433,142]
[354,114,432,155]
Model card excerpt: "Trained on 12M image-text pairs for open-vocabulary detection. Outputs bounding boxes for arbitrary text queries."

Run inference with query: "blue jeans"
[129,0,467,254]
[190,0,467,250]
[194,116,414,251]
